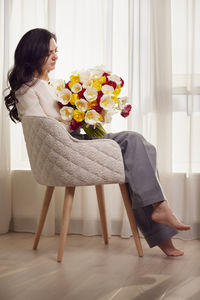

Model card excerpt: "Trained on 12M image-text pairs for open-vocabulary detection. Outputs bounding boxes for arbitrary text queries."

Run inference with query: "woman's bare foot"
[158,238,184,256]
[152,201,191,231]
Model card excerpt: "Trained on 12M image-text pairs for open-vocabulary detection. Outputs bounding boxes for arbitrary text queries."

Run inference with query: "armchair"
[22,116,143,262]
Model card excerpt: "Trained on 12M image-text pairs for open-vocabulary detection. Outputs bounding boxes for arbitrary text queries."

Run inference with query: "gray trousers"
[71,130,177,248]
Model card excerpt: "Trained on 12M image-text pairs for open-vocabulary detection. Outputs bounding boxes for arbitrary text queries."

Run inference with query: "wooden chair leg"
[57,186,75,262]
[33,186,55,250]
[95,185,109,244]
[119,184,143,257]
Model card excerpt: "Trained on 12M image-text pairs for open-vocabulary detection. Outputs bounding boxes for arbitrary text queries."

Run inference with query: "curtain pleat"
[0,0,11,233]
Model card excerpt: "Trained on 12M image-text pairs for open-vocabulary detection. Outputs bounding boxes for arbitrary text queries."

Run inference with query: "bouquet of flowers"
[53,65,132,138]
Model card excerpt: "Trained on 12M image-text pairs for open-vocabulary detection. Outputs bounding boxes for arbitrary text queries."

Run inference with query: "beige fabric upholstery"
[22,116,143,262]
[22,116,126,187]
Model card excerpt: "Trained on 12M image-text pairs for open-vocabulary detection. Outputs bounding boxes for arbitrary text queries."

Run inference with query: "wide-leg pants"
[71,130,178,247]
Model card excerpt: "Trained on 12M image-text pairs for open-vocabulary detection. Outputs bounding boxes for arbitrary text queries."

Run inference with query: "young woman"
[5,28,190,256]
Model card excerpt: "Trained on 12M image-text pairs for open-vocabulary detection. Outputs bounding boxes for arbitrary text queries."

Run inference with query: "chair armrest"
[22,116,126,186]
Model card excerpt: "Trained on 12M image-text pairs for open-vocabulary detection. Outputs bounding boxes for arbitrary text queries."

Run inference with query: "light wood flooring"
[0,233,200,300]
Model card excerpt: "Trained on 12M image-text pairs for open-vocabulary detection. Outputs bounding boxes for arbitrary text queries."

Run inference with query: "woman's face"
[42,38,58,74]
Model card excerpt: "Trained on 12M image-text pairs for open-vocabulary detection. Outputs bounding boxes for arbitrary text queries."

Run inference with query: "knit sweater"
[16,79,61,120]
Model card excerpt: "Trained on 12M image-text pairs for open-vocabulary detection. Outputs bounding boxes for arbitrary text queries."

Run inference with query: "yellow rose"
[68,75,80,90]
[92,80,102,91]
[73,109,85,122]
[70,75,80,83]
[68,82,73,89]
[113,85,121,96]
[98,114,103,122]
[98,76,107,84]
[70,93,79,105]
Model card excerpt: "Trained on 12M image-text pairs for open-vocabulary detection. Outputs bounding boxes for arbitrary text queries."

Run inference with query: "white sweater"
[16,79,61,121]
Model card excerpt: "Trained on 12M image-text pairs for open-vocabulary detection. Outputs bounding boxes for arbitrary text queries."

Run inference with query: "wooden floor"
[0,233,200,300]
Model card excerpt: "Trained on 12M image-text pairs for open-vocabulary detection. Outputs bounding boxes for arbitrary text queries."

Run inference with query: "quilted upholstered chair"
[22,115,143,262]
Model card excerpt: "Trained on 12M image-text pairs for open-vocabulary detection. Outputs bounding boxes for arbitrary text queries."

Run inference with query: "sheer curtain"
[127,0,200,240]
[3,0,200,239]
[0,0,11,233]
[9,0,132,237]
[170,0,200,239]
[128,0,174,209]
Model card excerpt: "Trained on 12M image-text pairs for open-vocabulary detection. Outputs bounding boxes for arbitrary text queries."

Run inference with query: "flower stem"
[82,123,107,138]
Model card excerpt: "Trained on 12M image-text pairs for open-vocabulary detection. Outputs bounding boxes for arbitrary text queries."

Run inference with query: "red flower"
[58,101,64,108]
[97,91,104,104]
[92,105,102,113]
[121,104,132,118]
[70,119,83,131]
[78,88,86,99]
[103,80,117,90]
[102,72,110,77]
[102,72,109,83]
[65,81,71,90]
[120,78,124,87]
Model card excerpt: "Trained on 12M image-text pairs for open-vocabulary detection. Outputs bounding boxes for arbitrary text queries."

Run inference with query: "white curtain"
[170,0,200,239]
[8,0,132,237]
[128,0,174,216]
[0,0,11,233]
[2,0,200,239]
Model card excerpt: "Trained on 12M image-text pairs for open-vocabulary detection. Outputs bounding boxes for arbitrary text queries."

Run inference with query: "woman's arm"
[16,86,47,120]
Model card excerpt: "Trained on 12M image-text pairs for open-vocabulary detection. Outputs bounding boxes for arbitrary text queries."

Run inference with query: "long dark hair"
[4,28,56,122]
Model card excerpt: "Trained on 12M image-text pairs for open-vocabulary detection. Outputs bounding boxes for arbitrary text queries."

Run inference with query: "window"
[171,0,200,173]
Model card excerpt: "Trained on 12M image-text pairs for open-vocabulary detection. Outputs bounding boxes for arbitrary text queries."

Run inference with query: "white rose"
[58,89,72,105]
[82,79,93,89]
[51,79,65,92]
[60,106,74,121]
[118,96,128,109]
[103,111,115,123]
[79,70,91,83]
[91,70,103,80]
[75,99,88,112]
[102,84,114,95]
[71,83,82,93]
[84,87,98,102]
[108,74,121,85]
[100,95,115,111]
[90,65,111,74]
[85,110,100,125]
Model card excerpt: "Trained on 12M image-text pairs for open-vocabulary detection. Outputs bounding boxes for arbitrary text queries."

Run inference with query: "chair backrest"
[22,116,125,187]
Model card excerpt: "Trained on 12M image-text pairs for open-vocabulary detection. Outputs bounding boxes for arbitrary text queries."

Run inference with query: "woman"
[5,28,190,256]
